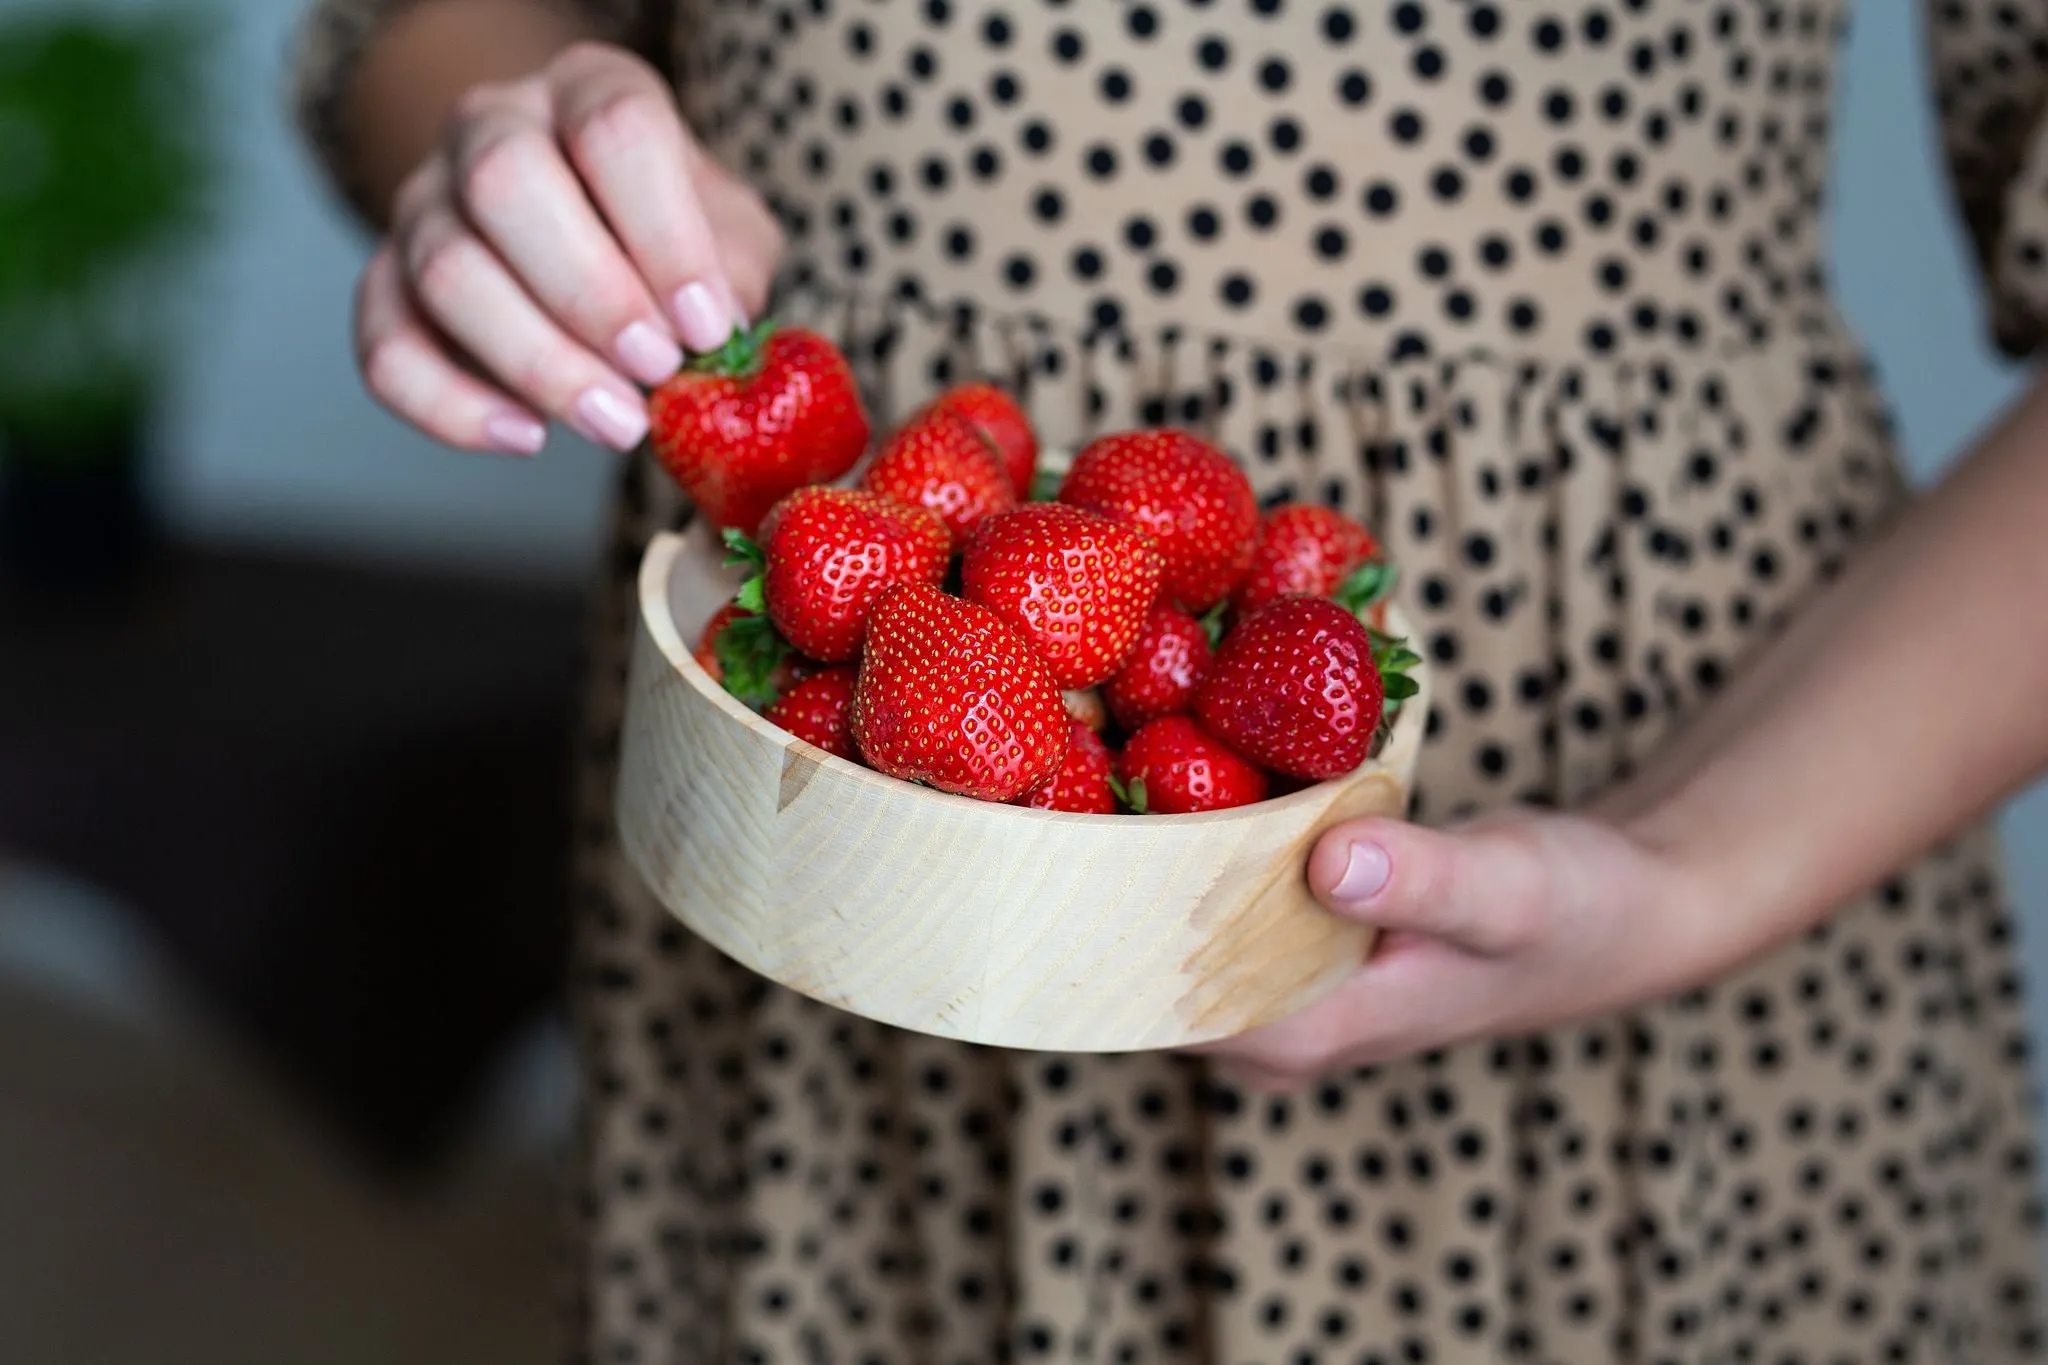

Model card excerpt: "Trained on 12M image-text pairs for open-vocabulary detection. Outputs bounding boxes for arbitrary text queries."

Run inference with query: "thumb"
[1308,815,1545,956]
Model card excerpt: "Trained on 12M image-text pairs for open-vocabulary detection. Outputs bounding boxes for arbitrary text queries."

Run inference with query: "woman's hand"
[1192,810,1737,1091]
[353,41,783,455]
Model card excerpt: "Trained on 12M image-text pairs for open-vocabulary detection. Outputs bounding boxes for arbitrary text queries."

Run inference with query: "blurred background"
[0,3,2041,1362]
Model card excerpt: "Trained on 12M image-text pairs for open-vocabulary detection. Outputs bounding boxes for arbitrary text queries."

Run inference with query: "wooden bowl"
[615,521,1430,1052]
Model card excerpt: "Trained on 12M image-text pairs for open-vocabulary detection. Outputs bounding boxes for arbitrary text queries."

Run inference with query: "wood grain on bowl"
[615,522,1430,1052]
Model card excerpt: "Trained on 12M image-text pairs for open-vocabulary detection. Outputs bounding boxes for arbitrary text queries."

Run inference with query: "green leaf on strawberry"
[713,612,793,709]
[1106,771,1148,815]
[721,527,766,571]
[1197,602,1228,650]
[1029,466,1064,502]
[685,317,777,376]
[1367,625,1422,706]
[1333,559,1398,616]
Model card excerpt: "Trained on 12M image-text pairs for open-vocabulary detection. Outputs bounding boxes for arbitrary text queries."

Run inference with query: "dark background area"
[0,550,583,1177]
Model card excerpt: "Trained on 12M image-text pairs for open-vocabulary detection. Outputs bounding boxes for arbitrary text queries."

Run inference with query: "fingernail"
[484,411,548,455]
[573,388,649,450]
[1332,841,1391,905]
[614,320,683,385]
[671,281,733,352]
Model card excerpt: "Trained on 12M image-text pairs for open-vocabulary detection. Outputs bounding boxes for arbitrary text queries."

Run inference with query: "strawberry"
[959,503,1164,690]
[728,487,950,664]
[1232,504,1383,617]
[924,382,1038,498]
[1193,596,1386,780]
[1112,715,1269,814]
[1013,719,1116,814]
[762,666,859,760]
[1057,429,1259,612]
[859,407,1017,549]
[1101,604,1215,732]
[1062,688,1109,732]
[851,582,1069,801]
[692,596,819,706]
[648,323,870,536]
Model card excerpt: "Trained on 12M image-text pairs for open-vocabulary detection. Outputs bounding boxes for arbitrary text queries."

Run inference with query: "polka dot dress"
[280,2,2048,1361]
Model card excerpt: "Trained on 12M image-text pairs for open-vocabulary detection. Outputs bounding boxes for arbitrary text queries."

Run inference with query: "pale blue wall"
[138,0,2047,1036]
[1828,6,2048,1056]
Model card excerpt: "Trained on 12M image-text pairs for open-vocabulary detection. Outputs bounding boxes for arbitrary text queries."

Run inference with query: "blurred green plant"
[0,8,217,468]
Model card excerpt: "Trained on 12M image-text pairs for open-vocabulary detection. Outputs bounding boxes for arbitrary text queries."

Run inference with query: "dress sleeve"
[1926,0,2048,357]
[287,0,669,226]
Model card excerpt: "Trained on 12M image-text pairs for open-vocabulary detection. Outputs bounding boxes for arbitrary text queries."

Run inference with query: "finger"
[354,243,549,455]
[548,46,746,351]
[1204,936,1483,1076]
[1308,818,1543,956]
[445,81,684,386]
[1206,1059,1308,1094]
[698,172,785,320]
[398,189,650,451]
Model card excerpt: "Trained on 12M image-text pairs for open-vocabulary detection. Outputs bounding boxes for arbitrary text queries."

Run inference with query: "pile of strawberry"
[650,323,1418,814]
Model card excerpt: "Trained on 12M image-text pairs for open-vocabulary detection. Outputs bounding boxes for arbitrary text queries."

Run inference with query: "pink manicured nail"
[670,281,734,352]
[614,320,682,385]
[484,412,547,455]
[574,387,649,450]
[1332,841,1390,905]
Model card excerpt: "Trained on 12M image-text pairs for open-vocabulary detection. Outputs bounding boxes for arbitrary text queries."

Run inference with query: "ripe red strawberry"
[851,582,1069,801]
[732,487,950,664]
[1013,719,1116,814]
[859,407,1017,549]
[1101,605,1214,732]
[960,503,1164,690]
[924,382,1037,498]
[1194,596,1385,780]
[1058,429,1258,611]
[762,666,859,760]
[1232,504,1383,617]
[648,323,870,536]
[1112,715,1268,814]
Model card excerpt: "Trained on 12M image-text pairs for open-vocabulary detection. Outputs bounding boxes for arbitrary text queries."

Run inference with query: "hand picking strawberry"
[648,322,871,536]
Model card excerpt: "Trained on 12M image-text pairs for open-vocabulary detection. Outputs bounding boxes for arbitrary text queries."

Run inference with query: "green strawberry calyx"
[713,529,792,708]
[685,317,778,379]
[1333,558,1398,617]
[1367,625,1422,705]
[1106,772,1148,815]
[1028,466,1064,502]
[1197,603,1228,649]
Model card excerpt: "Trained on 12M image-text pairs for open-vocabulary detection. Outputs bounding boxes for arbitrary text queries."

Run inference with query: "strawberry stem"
[1197,603,1228,650]
[686,317,776,378]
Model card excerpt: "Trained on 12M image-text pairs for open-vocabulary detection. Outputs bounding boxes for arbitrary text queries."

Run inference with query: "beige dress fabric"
[293,3,2048,1360]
